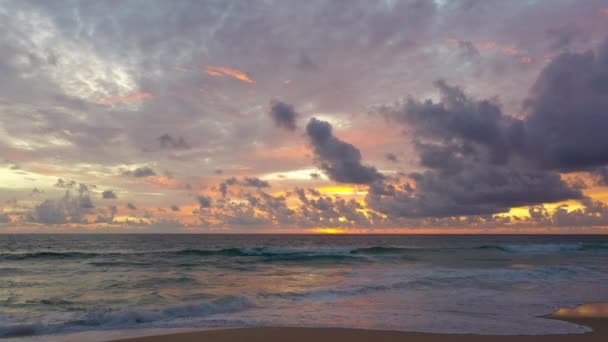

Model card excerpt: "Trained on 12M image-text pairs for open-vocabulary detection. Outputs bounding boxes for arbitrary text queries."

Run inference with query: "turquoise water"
[1,234,608,339]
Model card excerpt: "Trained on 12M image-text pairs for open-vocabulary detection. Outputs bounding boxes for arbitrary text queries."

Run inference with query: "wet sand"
[110,304,608,342]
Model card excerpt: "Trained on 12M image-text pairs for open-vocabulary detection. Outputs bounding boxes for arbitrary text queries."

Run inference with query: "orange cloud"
[95,92,153,105]
[144,176,183,190]
[205,65,254,83]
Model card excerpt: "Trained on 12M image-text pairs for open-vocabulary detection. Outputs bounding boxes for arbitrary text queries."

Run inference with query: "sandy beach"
[110,322,607,342]
[111,311,608,342]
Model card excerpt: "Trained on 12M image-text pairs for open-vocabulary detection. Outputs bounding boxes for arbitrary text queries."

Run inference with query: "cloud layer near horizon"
[1,0,608,233]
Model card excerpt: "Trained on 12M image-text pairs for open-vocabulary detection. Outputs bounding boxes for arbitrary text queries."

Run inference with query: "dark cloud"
[218,177,239,197]
[385,153,398,162]
[546,25,587,51]
[367,167,581,218]
[297,52,317,70]
[197,195,212,208]
[30,188,95,224]
[122,166,157,178]
[158,134,190,150]
[521,38,608,172]
[242,177,270,188]
[374,79,583,217]
[127,203,137,210]
[170,205,179,211]
[294,187,309,204]
[269,100,298,131]
[102,190,118,199]
[54,178,77,188]
[306,118,384,184]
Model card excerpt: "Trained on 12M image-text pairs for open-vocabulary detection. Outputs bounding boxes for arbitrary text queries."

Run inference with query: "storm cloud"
[306,118,384,184]
[269,100,298,131]
[520,37,608,172]
[374,78,584,218]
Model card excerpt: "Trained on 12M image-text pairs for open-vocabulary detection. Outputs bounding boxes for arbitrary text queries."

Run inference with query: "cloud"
[197,195,212,208]
[0,213,11,223]
[297,52,318,70]
[521,37,608,172]
[95,205,117,223]
[219,177,239,197]
[205,65,254,83]
[269,100,298,130]
[127,203,137,210]
[306,118,384,184]
[122,166,157,178]
[30,188,95,224]
[545,25,587,51]
[102,190,118,199]
[95,92,153,105]
[54,178,77,188]
[170,205,179,211]
[158,134,190,150]
[373,80,583,217]
[386,153,398,162]
[242,177,270,188]
[446,38,481,60]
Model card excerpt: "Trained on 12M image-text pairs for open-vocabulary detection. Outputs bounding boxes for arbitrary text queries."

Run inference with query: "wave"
[477,243,608,254]
[0,323,44,338]
[2,243,606,262]
[0,295,252,338]
[0,251,100,261]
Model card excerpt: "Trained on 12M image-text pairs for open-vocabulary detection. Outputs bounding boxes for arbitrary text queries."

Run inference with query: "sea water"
[1,234,608,340]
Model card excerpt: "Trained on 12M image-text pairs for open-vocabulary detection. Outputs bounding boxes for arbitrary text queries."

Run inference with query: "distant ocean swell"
[2,243,607,262]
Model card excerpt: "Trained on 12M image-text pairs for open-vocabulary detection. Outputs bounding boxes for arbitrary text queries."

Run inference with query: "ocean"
[1,234,608,340]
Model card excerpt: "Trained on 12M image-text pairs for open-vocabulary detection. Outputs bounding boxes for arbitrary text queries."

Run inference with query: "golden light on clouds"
[144,176,183,190]
[317,186,367,196]
[95,92,153,105]
[205,65,254,83]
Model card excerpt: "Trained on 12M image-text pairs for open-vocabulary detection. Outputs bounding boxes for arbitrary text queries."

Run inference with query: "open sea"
[1,234,608,340]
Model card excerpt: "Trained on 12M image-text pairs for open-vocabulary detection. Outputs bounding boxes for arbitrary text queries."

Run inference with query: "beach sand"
[110,304,608,342]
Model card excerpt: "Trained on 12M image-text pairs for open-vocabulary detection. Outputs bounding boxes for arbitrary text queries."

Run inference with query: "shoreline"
[109,321,607,342]
[5,305,607,342]
[107,314,608,342]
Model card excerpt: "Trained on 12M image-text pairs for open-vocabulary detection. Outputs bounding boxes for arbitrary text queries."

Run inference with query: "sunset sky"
[1,0,608,233]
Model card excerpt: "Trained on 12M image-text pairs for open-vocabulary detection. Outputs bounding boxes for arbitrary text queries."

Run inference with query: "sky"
[1,0,608,233]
